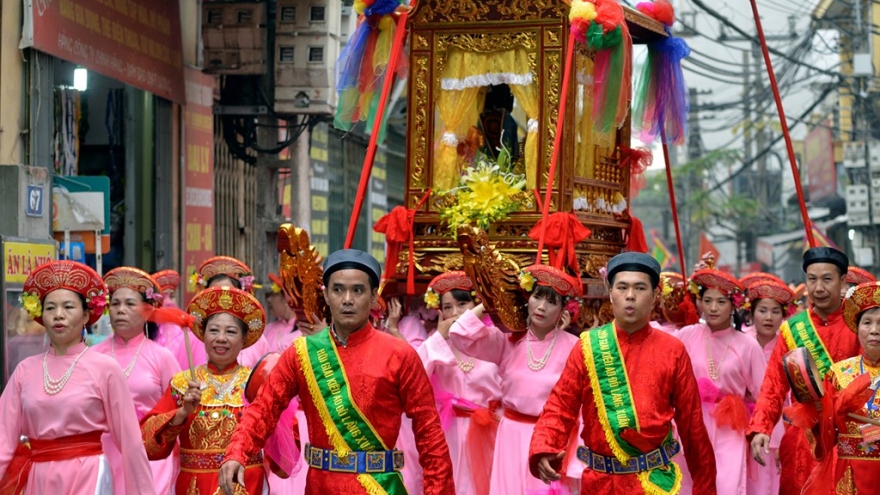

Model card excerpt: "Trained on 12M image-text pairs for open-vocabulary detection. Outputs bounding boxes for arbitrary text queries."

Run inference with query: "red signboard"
[22,0,184,103]
[805,125,836,202]
[183,67,215,304]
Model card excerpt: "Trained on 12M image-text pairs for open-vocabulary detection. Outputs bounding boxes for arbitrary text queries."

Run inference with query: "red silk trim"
[625,216,649,253]
[373,190,432,294]
[528,212,591,273]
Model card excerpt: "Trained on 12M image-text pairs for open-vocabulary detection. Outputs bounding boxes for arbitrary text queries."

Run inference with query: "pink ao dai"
[743,328,784,495]
[449,309,581,495]
[676,324,766,495]
[0,342,155,495]
[91,333,180,495]
[418,330,502,495]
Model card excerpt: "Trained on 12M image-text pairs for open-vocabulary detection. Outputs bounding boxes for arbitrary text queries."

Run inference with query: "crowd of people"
[0,244,877,495]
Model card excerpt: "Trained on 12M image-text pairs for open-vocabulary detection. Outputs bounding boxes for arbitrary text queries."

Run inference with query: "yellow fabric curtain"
[508,82,539,190]
[433,47,537,190]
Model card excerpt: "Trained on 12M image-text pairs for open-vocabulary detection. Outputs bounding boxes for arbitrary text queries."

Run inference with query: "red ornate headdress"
[843,281,880,333]
[519,265,583,300]
[104,267,164,307]
[187,286,266,348]
[689,262,748,309]
[152,270,180,292]
[657,271,688,325]
[519,264,583,320]
[739,272,784,288]
[193,256,255,293]
[424,271,475,309]
[746,279,796,316]
[267,273,284,295]
[22,261,107,326]
[846,266,876,286]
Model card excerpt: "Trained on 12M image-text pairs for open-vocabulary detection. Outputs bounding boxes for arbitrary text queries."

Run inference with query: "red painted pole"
[660,130,687,275]
[747,0,815,248]
[536,36,576,261]
[344,10,409,249]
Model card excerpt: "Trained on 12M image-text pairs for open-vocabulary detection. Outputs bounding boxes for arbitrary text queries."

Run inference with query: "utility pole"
[685,87,705,268]
[853,0,876,268]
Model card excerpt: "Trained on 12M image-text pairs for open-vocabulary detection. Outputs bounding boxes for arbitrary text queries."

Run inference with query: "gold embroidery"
[187,477,200,495]
[171,366,251,408]
[188,411,239,450]
[835,466,857,495]
[211,485,248,495]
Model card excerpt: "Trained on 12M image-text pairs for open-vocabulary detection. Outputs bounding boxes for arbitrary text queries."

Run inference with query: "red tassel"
[712,395,750,433]
[148,307,196,328]
[626,216,649,253]
[678,296,700,325]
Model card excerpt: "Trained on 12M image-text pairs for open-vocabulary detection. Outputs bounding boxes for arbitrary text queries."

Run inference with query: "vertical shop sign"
[183,68,214,303]
[310,124,330,256]
[370,151,388,265]
[21,0,185,102]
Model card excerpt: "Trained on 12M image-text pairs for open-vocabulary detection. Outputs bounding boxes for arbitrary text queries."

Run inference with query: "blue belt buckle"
[307,444,324,469]
[329,451,358,473]
[365,451,386,473]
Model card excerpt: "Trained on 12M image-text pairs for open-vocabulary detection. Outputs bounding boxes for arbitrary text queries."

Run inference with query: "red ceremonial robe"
[224,324,455,494]
[747,306,860,495]
[529,323,718,494]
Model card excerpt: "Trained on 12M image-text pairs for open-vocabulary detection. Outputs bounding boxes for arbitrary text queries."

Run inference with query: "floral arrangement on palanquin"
[436,132,527,235]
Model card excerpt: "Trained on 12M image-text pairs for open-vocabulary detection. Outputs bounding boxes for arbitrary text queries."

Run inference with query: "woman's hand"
[558,310,571,330]
[386,298,403,336]
[171,380,201,426]
[436,313,460,340]
[471,304,485,319]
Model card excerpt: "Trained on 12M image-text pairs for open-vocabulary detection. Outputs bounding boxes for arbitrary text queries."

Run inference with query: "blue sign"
[26,184,43,217]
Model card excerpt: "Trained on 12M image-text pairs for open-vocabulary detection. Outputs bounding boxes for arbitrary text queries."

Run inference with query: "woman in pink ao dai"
[676,263,766,495]
[449,264,583,495]
[418,271,502,495]
[91,267,181,495]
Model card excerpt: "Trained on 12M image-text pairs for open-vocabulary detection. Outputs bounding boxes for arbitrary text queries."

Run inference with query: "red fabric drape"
[528,212,591,274]
[625,216,649,253]
[373,190,432,294]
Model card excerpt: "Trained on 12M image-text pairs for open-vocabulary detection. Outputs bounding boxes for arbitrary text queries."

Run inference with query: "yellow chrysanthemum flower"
[424,289,440,309]
[687,280,700,296]
[20,292,42,320]
[661,280,673,297]
[519,272,536,292]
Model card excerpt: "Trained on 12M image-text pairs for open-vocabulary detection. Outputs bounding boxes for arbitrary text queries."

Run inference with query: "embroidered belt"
[180,449,263,471]
[305,443,405,474]
[577,438,681,474]
[836,435,880,460]
[503,408,540,424]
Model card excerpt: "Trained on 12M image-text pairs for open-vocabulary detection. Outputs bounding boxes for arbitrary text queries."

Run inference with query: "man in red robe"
[748,247,860,495]
[529,252,717,494]
[219,249,454,494]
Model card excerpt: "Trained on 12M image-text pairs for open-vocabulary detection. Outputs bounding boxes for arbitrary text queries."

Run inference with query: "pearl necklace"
[706,331,734,381]
[43,345,90,395]
[450,345,475,373]
[111,335,146,377]
[527,328,558,371]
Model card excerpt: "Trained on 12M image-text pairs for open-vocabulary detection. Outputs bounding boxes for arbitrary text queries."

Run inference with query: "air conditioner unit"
[274,0,341,115]
[844,141,865,168]
[202,2,267,75]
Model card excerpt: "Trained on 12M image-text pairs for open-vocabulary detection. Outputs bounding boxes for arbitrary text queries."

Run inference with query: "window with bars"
[279,46,295,63]
[308,46,324,63]
[310,6,326,22]
[206,9,223,25]
[280,6,296,23]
